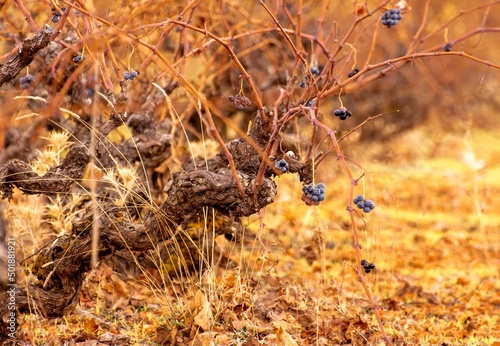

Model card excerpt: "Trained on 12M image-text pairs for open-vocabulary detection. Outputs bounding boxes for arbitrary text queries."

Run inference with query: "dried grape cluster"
[274,159,289,173]
[348,68,360,78]
[19,74,34,89]
[361,259,376,273]
[353,194,375,213]
[124,69,138,80]
[381,8,402,28]
[334,107,352,120]
[301,183,326,206]
[228,94,251,110]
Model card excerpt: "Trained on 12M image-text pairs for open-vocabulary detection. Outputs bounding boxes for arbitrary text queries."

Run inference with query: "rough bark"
[0,25,53,87]
[0,109,292,341]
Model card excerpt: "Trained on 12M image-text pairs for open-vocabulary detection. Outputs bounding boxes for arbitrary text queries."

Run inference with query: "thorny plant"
[0,0,499,344]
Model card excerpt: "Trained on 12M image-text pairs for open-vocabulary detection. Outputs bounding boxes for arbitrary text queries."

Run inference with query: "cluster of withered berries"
[301,183,326,206]
[353,194,376,213]
[19,74,34,89]
[361,259,376,273]
[228,94,252,110]
[381,8,402,28]
[348,68,360,78]
[333,107,352,120]
[124,70,139,80]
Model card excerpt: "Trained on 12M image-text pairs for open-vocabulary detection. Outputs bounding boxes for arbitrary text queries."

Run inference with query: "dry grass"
[7,123,499,345]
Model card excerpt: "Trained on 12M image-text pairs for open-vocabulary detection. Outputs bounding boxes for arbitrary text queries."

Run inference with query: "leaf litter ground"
[16,125,500,346]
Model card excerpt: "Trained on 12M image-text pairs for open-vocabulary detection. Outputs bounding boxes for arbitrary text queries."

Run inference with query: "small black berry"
[51,7,65,22]
[310,66,321,76]
[73,55,84,63]
[274,159,289,173]
[353,194,364,203]
[365,199,375,209]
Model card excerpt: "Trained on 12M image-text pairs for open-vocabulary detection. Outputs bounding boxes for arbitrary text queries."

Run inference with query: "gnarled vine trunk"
[0,108,307,341]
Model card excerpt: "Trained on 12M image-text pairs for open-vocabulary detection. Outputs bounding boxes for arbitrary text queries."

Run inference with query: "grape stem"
[302,107,393,345]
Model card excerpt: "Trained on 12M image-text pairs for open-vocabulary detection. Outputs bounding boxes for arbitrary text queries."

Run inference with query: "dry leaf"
[276,326,299,346]
[191,290,213,331]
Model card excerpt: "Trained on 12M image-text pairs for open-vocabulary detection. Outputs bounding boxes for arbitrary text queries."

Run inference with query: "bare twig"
[13,0,38,33]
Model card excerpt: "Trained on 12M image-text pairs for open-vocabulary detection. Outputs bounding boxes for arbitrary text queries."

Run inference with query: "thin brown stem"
[325,49,500,98]
[418,1,500,44]
[259,1,308,70]
[168,19,267,126]
[407,0,431,53]
[13,0,38,33]
[303,108,392,345]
